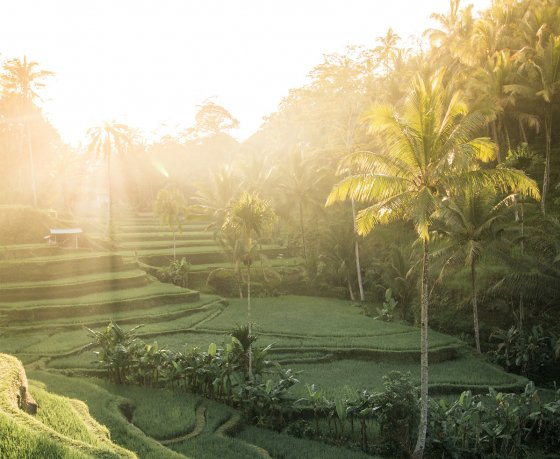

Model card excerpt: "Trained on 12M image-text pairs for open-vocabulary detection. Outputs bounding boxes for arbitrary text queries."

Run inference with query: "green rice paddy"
[0,214,531,458]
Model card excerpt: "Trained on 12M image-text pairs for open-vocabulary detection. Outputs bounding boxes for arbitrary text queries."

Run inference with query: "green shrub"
[206,268,240,296]
[489,325,559,383]
[206,267,282,297]
[157,257,190,288]
[374,289,399,322]
[374,371,418,457]
[427,383,560,458]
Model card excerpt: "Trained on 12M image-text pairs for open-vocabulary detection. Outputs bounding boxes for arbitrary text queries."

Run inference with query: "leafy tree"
[154,187,188,260]
[327,69,539,458]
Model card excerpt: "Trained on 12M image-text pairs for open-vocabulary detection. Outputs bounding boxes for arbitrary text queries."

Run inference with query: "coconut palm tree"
[327,69,539,458]
[277,149,327,264]
[87,122,132,240]
[154,187,188,261]
[222,192,275,380]
[1,56,53,207]
[432,187,513,353]
[508,34,560,214]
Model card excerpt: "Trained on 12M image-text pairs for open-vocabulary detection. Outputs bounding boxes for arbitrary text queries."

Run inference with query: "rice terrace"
[1,0,560,458]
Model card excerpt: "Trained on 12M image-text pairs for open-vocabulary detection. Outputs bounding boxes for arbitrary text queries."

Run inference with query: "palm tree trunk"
[17,124,25,198]
[347,276,355,301]
[247,263,253,381]
[351,199,365,301]
[25,121,37,207]
[519,197,524,329]
[519,119,528,144]
[107,153,114,240]
[298,201,307,262]
[413,237,430,459]
[491,120,501,163]
[471,260,481,354]
[541,108,552,215]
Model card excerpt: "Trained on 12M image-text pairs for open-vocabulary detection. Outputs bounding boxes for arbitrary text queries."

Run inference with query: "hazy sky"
[1,0,491,145]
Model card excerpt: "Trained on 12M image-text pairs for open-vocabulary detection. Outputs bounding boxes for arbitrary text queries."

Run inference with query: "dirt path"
[215,412,272,459]
[160,402,207,445]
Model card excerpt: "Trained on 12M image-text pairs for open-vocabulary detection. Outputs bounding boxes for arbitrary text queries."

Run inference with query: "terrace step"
[0,270,148,302]
[118,232,213,242]
[140,246,289,267]
[5,297,219,333]
[0,254,130,282]
[119,224,209,233]
[119,240,217,250]
[0,244,69,259]
[0,284,201,321]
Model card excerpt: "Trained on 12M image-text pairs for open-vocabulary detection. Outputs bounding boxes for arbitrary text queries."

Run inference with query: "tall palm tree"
[508,34,560,214]
[191,164,240,230]
[277,149,327,264]
[425,0,475,71]
[373,28,401,76]
[154,187,188,261]
[222,192,275,379]
[327,70,539,458]
[469,50,517,161]
[87,122,132,240]
[432,187,513,353]
[1,56,53,207]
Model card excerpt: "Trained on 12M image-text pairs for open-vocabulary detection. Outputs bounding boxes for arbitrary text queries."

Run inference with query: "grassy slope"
[29,371,188,459]
[0,354,136,459]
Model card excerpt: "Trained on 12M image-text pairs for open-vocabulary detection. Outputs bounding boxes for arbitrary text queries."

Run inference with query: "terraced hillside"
[114,213,301,290]
[38,295,527,397]
[0,234,529,459]
[0,247,205,360]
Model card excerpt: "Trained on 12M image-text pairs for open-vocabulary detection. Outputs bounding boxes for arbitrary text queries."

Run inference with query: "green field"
[0,215,532,458]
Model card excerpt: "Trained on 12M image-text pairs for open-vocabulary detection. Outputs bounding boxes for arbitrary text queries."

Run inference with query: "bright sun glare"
[0,0,491,145]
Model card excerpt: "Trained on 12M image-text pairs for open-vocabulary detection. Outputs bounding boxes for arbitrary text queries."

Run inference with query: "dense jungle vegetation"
[1,0,560,458]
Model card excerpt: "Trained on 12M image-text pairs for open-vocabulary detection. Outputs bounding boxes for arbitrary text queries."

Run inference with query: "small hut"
[45,228,83,248]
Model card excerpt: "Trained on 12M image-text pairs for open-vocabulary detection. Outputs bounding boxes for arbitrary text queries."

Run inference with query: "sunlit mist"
[1,0,491,145]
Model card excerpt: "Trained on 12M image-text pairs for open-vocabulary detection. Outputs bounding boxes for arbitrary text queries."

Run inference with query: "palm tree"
[222,192,275,380]
[154,187,188,261]
[373,28,401,76]
[432,187,513,353]
[277,149,327,264]
[87,122,132,239]
[469,50,517,161]
[327,69,539,458]
[191,164,240,231]
[1,56,53,207]
[508,34,560,214]
[425,0,475,70]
